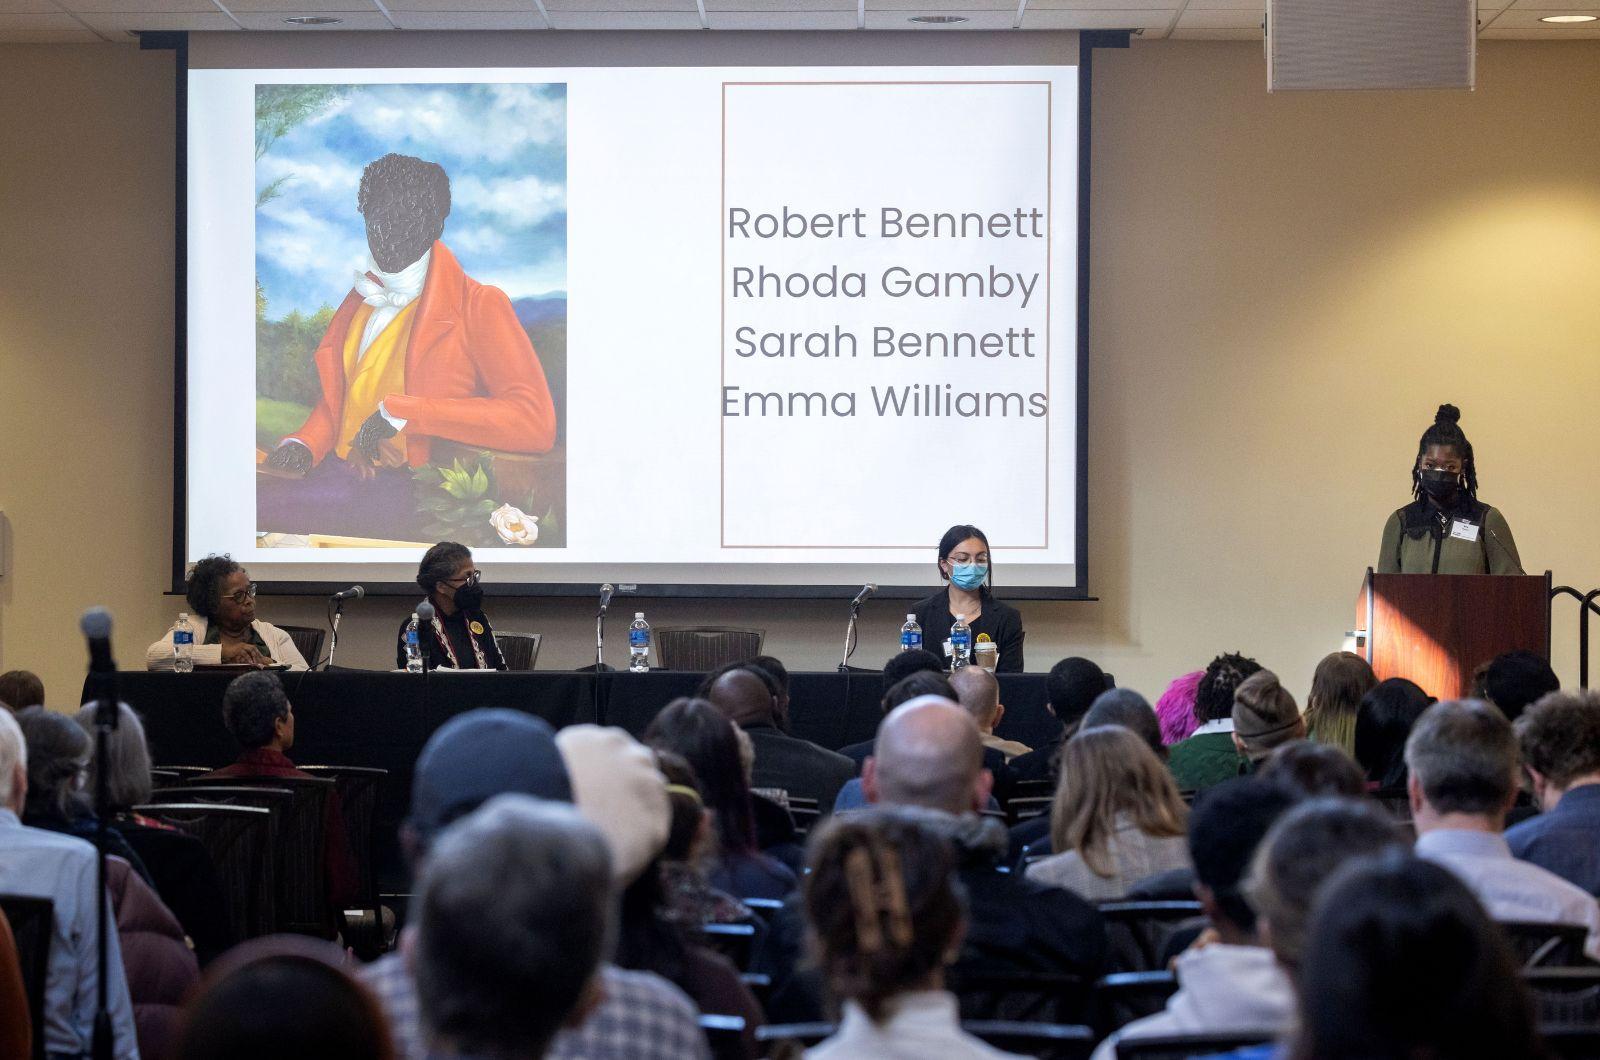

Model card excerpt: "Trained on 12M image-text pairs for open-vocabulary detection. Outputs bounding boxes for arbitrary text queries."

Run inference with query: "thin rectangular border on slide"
[718,79,1054,553]
[158,29,1113,601]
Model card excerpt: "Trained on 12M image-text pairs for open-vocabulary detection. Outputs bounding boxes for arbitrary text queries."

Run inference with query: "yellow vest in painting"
[336,302,417,460]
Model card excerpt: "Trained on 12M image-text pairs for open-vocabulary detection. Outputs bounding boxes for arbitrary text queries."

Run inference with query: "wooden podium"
[1356,570,1551,701]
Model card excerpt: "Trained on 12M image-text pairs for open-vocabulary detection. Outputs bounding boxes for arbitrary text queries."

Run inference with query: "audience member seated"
[803,809,1024,1060]
[1352,677,1433,790]
[16,707,153,885]
[172,935,395,1059]
[763,697,1105,1022]
[656,752,753,926]
[1081,688,1164,759]
[73,701,235,965]
[414,796,612,1060]
[0,669,43,712]
[1406,699,1600,959]
[838,669,959,768]
[0,709,139,1059]
[17,708,199,1055]
[1477,649,1561,722]
[1289,851,1542,1060]
[1090,778,1295,1060]
[1301,651,1376,757]
[0,904,31,1059]
[1026,726,1189,900]
[950,666,1032,760]
[1154,669,1204,747]
[1230,670,1306,774]
[749,655,792,723]
[361,709,710,1060]
[1168,652,1262,792]
[202,671,358,908]
[705,666,855,812]
[147,553,310,670]
[1008,657,1108,784]
[1507,690,1600,896]
[645,697,799,900]
[1254,740,1367,800]
[557,727,761,1056]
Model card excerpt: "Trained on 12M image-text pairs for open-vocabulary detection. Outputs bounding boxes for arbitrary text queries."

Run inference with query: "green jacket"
[1378,498,1522,576]
[1168,730,1244,793]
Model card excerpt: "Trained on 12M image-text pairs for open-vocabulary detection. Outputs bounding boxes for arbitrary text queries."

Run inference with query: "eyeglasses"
[225,583,259,605]
[445,570,481,588]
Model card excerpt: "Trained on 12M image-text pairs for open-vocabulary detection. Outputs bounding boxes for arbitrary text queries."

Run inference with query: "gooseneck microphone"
[851,583,878,609]
[331,585,365,601]
[840,584,877,669]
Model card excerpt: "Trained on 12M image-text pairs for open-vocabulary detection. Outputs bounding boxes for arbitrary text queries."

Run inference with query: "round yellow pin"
[469,621,485,636]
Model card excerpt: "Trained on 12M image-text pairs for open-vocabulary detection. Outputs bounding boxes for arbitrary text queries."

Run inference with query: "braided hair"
[804,809,965,1024]
[1411,403,1478,502]
[1194,651,1263,724]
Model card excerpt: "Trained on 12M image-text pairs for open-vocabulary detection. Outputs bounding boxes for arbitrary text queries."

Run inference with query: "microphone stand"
[327,599,345,671]
[88,670,119,1060]
[839,599,863,671]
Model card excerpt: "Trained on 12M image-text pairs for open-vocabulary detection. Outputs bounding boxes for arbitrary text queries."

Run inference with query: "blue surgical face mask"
[949,562,988,591]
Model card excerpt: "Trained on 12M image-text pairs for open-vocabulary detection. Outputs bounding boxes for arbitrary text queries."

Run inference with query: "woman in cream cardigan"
[147,555,308,671]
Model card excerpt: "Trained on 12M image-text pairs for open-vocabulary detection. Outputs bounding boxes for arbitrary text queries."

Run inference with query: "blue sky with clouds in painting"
[255,82,566,320]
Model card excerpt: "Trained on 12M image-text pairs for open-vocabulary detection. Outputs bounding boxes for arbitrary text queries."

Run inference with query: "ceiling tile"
[228,8,393,25]
[63,0,219,10]
[1021,7,1172,28]
[1481,8,1600,33]
[223,0,377,11]
[704,0,853,10]
[544,8,699,25]
[1025,0,1174,7]
[388,7,543,24]
[0,11,102,37]
[869,0,1016,11]
[709,8,856,25]
[384,0,538,9]
[1170,10,1259,37]
[1183,0,1258,8]
[862,8,1015,27]
[78,9,238,30]
[544,0,694,10]
[1508,0,1600,8]
[0,0,60,12]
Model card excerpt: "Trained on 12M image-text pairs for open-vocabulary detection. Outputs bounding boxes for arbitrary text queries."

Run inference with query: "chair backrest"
[964,1020,1095,1060]
[1526,968,1600,1025]
[698,922,759,972]
[1115,1031,1276,1059]
[276,624,327,667]
[185,776,336,937]
[1500,921,1593,968]
[1093,971,1181,1040]
[153,765,216,779]
[136,800,276,939]
[1009,778,1056,801]
[1099,901,1207,974]
[1007,796,1053,825]
[0,896,52,1060]
[697,1014,746,1060]
[297,765,387,911]
[656,627,765,671]
[494,631,542,671]
[1370,786,1412,821]
[1541,1025,1600,1060]
[755,1023,835,1049]
[948,970,1091,1024]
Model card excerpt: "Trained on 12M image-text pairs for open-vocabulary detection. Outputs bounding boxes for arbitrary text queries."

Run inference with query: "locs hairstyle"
[359,153,452,273]
[1411,403,1478,501]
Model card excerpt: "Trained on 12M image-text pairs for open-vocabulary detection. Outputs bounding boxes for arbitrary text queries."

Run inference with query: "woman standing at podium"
[910,524,1025,672]
[1378,404,1523,576]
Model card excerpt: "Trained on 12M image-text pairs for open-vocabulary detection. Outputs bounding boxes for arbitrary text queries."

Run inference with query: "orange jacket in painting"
[287,240,557,467]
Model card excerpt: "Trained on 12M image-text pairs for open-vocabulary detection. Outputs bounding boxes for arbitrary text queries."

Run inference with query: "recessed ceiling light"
[1540,14,1598,22]
[283,15,344,25]
[909,14,967,23]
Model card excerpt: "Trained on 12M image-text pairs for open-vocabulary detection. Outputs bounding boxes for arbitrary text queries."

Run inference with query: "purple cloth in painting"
[257,457,422,540]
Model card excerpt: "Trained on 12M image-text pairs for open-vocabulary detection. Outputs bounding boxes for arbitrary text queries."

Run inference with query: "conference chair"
[1542,1025,1600,1060]
[0,896,52,1060]
[656,627,764,671]
[493,631,542,671]
[1526,968,1600,1025]
[152,765,214,780]
[698,1014,747,1060]
[699,922,759,972]
[963,1020,1095,1060]
[1092,971,1181,1039]
[277,625,328,668]
[1115,1032,1275,1059]
[298,764,388,957]
[947,969,1092,1024]
[1006,795,1053,825]
[1500,921,1594,968]
[139,796,277,939]
[739,972,772,1007]
[1099,901,1206,975]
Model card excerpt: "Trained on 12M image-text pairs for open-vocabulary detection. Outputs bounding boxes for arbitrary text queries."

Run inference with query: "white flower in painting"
[490,504,539,545]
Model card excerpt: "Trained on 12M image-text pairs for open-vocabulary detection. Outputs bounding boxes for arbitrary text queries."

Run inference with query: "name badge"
[1450,519,1480,542]
[942,639,953,658]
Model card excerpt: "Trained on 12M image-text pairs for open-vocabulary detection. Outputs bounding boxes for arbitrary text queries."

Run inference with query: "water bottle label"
[901,631,922,650]
[951,631,971,649]
[406,630,419,646]
[629,629,649,648]
[174,631,193,646]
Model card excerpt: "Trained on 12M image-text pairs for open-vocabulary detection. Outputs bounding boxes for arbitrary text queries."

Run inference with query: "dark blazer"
[742,723,856,812]
[911,590,1025,672]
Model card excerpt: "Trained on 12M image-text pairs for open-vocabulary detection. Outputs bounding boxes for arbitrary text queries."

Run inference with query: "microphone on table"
[331,585,365,601]
[598,583,615,615]
[82,606,116,676]
[324,586,364,670]
[596,584,615,670]
[839,585,876,670]
[850,583,878,610]
[416,601,436,674]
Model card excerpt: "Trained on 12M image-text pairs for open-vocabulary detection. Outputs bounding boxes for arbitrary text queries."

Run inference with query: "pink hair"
[1155,670,1205,745]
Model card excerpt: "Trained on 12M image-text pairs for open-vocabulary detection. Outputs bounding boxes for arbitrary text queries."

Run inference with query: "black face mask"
[452,584,485,612]
[1419,468,1462,502]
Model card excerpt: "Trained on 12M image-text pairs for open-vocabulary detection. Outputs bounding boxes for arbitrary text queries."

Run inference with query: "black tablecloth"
[101,669,1058,889]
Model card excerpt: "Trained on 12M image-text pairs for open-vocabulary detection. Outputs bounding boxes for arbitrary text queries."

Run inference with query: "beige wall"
[2,39,1597,709]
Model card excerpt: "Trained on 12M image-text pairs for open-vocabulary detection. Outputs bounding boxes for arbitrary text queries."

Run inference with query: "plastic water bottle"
[405,613,424,673]
[629,613,651,673]
[900,614,922,653]
[173,613,194,673]
[950,613,972,669]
